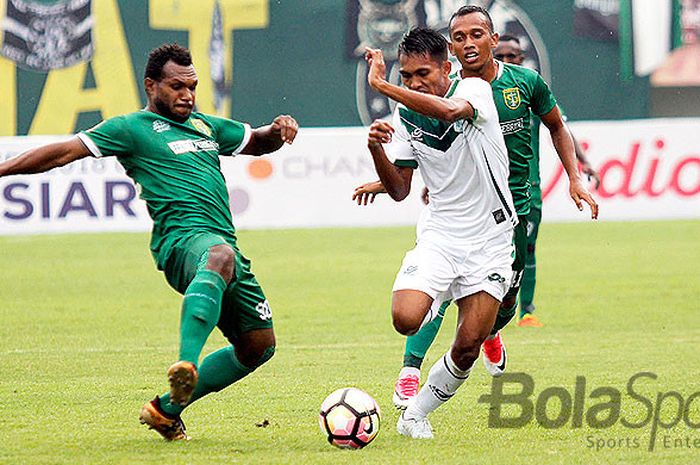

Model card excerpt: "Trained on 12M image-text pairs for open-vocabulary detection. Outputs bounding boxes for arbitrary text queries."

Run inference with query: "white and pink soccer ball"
[319,387,381,449]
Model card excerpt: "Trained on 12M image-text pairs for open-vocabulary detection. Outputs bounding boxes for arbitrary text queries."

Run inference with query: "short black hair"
[449,5,495,34]
[498,34,520,45]
[144,43,192,81]
[398,27,448,62]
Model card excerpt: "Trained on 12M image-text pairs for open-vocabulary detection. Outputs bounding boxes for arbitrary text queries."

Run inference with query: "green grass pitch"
[1,220,698,464]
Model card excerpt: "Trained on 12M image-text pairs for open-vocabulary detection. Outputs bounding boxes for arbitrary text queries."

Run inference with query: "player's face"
[448,12,498,76]
[494,40,524,65]
[146,60,198,123]
[398,52,451,97]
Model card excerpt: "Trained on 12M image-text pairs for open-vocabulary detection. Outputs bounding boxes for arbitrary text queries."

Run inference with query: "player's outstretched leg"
[143,335,275,440]
[398,292,498,439]
[171,244,235,405]
[397,351,471,439]
[171,267,227,405]
[394,300,449,409]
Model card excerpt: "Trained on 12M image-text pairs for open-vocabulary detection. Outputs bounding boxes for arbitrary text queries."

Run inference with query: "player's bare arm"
[572,133,601,189]
[367,119,413,201]
[242,114,299,155]
[0,137,90,177]
[352,180,387,205]
[541,106,599,219]
[364,48,473,123]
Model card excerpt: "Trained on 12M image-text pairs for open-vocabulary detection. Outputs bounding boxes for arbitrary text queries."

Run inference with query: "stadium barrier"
[0,119,698,235]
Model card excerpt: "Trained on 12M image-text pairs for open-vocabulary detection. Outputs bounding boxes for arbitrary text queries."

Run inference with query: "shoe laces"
[483,333,502,363]
[397,374,420,397]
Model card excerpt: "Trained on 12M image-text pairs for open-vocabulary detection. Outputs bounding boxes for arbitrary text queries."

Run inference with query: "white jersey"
[384,77,516,242]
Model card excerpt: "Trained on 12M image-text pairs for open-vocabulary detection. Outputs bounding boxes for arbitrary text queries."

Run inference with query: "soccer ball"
[319,387,381,449]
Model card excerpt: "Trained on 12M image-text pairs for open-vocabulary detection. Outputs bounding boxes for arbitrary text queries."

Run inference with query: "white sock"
[404,351,472,420]
[399,366,420,379]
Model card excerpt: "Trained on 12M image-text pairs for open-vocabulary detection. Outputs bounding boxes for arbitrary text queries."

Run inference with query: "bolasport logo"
[478,372,700,452]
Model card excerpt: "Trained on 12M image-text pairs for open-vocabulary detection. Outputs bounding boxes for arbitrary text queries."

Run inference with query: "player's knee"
[237,337,276,369]
[391,308,421,336]
[451,336,483,370]
[245,344,275,370]
[206,245,236,282]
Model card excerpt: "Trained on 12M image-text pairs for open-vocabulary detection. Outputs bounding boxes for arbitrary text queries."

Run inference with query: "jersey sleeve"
[530,72,557,117]
[206,114,252,156]
[451,77,497,128]
[385,107,416,169]
[77,116,133,158]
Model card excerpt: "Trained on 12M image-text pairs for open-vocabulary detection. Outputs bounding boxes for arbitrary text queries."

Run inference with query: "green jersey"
[491,62,556,215]
[455,63,557,214]
[78,110,251,269]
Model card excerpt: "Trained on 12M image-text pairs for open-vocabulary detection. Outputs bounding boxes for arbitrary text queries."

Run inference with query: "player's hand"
[271,115,299,144]
[569,177,599,220]
[581,162,601,190]
[352,181,386,205]
[365,48,387,91]
[367,120,394,147]
[421,186,430,205]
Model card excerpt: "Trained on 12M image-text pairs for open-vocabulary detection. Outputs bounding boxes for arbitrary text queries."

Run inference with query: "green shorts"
[504,215,528,300]
[162,232,273,342]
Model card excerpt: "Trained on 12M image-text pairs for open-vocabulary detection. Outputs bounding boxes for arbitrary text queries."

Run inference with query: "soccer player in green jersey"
[493,36,601,328]
[353,5,598,410]
[0,43,299,441]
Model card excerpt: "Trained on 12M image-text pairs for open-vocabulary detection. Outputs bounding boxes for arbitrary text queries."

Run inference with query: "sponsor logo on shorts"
[526,220,535,236]
[488,273,506,284]
[404,265,418,275]
[410,128,423,141]
[256,299,272,320]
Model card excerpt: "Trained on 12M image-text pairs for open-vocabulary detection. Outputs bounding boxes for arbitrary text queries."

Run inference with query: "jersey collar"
[495,60,505,80]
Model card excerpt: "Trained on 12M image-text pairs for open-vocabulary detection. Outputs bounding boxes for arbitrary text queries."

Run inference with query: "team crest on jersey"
[191,119,212,136]
[502,88,522,110]
[347,0,550,126]
[152,120,171,133]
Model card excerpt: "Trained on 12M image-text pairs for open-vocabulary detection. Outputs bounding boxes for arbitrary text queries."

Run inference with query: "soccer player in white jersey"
[363,24,516,439]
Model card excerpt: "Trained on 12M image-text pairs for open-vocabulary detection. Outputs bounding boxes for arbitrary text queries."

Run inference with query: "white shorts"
[392,229,514,303]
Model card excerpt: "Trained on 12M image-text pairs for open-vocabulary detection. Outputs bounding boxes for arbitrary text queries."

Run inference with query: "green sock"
[520,262,536,318]
[160,346,252,416]
[491,300,517,335]
[520,213,539,317]
[178,269,227,364]
[403,300,449,369]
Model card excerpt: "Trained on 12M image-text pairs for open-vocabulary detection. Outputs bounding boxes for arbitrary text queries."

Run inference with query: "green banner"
[0,0,664,136]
